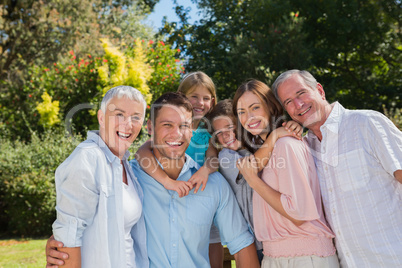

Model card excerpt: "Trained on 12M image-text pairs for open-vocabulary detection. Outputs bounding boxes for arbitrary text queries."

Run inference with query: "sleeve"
[213,173,254,255]
[274,138,321,221]
[218,149,242,184]
[52,148,100,247]
[365,112,402,174]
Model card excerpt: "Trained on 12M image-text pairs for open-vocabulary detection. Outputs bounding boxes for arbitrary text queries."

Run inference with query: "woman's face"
[212,116,242,151]
[186,86,214,120]
[236,91,270,139]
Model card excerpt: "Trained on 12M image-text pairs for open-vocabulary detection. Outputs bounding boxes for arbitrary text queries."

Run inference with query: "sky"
[146,0,201,30]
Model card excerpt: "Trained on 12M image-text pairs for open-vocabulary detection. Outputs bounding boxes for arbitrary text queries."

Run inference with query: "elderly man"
[46,92,259,268]
[272,69,402,268]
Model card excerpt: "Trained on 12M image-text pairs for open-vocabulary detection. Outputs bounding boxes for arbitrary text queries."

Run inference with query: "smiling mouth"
[166,141,184,147]
[226,139,236,146]
[248,121,260,129]
[193,108,204,113]
[299,107,311,116]
[117,131,131,139]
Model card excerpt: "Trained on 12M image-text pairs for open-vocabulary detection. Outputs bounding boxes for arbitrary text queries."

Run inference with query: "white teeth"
[194,108,203,112]
[226,139,235,145]
[249,122,259,128]
[166,141,183,146]
[117,132,130,138]
[299,107,311,116]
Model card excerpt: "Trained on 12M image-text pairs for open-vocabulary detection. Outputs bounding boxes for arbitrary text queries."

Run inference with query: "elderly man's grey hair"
[271,70,318,104]
[100,86,147,117]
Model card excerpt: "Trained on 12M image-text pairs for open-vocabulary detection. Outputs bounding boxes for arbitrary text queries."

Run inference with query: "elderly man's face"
[147,104,193,161]
[98,97,144,159]
[277,74,327,129]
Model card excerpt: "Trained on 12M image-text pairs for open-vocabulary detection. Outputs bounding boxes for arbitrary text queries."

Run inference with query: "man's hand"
[46,235,68,268]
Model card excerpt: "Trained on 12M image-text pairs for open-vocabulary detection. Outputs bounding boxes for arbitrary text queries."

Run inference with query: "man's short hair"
[150,92,193,124]
[100,86,147,116]
[271,69,318,103]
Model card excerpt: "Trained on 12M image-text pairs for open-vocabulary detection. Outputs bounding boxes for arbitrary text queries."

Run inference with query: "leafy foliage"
[0,38,184,140]
[0,130,82,236]
[164,0,401,111]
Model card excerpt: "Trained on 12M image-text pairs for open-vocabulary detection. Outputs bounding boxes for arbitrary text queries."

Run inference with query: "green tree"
[163,0,401,110]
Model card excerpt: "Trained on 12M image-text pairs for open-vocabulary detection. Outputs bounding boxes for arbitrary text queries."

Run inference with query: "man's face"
[98,97,144,159]
[277,74,327,129]
[148,105,193,161]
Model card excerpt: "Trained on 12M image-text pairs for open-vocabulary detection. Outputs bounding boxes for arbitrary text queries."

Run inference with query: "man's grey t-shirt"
[218,148,262,250]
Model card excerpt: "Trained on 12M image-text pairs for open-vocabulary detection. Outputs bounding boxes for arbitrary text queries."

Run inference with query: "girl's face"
[212,116,242,151]
[186,86,214,120]
[236,91,270,139]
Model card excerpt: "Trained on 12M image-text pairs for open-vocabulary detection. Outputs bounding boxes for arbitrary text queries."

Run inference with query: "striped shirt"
[304,102,402,268]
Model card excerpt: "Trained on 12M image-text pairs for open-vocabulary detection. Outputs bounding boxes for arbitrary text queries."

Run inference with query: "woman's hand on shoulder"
[281,120,303,139]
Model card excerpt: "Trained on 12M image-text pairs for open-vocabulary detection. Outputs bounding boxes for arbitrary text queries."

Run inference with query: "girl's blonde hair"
[178,71,218,109]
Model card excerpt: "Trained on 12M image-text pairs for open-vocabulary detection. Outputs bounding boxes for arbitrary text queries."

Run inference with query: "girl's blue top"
[185,123,211,167]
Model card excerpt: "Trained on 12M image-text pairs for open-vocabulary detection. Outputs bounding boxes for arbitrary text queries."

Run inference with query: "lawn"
[0,239,47,268]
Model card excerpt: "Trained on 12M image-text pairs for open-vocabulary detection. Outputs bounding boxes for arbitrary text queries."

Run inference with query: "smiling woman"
[49,86,149,268]
[233,79,340,268]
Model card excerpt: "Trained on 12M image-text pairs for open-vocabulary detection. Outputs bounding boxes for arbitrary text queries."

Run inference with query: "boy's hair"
[100,85,147,116]
[207,99,237,133]
[150,92,193,124]
[207,99,239,148]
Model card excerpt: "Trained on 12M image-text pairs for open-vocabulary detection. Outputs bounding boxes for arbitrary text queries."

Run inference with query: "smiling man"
[130,92,259,268]
[272,70,402,268]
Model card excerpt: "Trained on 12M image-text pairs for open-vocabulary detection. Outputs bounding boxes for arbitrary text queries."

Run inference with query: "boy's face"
[148,104,193,160]
[212,116,242,151]
[98,97,144,159]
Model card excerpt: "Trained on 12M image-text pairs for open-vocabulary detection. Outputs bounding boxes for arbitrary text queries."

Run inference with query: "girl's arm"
[237,154,305,226]
[254,121,302,171]
[189,139,219,194]
[135,140,193,197]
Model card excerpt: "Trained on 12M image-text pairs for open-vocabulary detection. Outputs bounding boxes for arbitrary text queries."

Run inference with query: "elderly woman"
[51,86,148,268]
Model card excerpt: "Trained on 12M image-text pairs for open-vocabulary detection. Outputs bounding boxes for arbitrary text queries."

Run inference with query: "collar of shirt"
[153,153,199,179]
[87,130,130,163]
[305,102,345,142]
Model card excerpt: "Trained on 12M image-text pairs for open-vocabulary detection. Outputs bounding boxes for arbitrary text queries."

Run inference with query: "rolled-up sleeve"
[275,138,320,221]
[213,172,254,255]
[365,113,402,175]
[52,149,99,247]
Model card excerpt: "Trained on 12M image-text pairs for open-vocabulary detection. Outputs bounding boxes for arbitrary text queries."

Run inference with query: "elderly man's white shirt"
[304,102,402,268]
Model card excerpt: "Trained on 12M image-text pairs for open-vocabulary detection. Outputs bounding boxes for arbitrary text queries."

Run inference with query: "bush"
[383,105,402,131]
[0,130,82,236]
[0,128,147,237]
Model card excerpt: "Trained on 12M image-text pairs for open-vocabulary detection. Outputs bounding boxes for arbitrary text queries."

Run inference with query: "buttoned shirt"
[304,102,402,267]
[53,131,148,268]
[130,155,254,268]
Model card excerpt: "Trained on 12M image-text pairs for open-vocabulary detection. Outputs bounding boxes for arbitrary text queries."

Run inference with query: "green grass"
[0,239,47,268]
